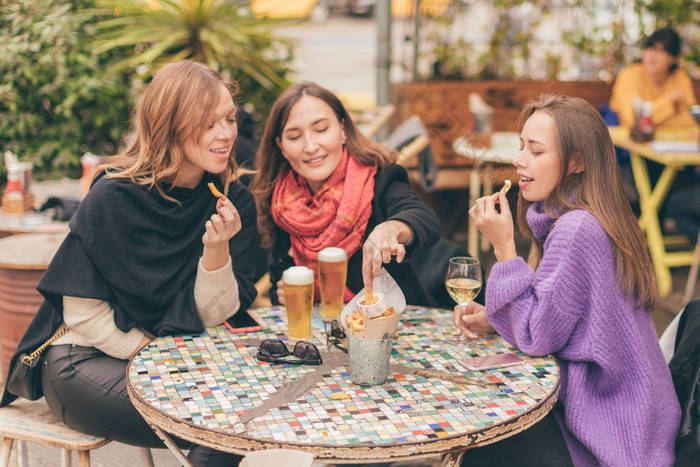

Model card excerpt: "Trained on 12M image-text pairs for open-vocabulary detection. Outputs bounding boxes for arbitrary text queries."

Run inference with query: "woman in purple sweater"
[456,94,680,466]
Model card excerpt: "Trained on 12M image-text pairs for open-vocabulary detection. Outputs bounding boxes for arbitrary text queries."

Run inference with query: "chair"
[348,103,396,140]
[384,115,437,193]
[660,298,700,466]
[0,397,154,467]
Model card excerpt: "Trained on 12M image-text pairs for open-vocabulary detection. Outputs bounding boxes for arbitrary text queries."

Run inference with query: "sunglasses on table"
[256,339,322,365]
[324,319,347,353]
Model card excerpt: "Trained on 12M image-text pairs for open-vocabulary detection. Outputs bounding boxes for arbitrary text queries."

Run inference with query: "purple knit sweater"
[486,202,680,466]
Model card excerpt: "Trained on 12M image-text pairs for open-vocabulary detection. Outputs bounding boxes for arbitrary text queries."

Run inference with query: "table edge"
[126,349,561,462]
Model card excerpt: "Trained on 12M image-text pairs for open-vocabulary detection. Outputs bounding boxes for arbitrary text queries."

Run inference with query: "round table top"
[0,211,68,238]
[0,232,67,269]
[127,306,560,463]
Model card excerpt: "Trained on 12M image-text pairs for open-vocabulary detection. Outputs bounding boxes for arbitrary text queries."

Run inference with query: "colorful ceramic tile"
[128,306,558,448]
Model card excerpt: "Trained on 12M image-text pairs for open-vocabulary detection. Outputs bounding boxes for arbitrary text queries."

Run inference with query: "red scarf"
[272,148,376,302]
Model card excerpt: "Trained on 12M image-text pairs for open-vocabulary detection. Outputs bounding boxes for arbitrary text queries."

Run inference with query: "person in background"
[455,94,680,466]
[610,27,697,130]
[1,60,260,467]
[250,82,440,307]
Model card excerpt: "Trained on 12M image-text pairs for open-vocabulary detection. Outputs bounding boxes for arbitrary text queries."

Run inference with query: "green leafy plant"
[0,0,132,179]
[91,0,294,126]
[424,0,698,81]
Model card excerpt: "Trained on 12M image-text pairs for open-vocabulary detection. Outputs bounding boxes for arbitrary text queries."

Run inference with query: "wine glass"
[445,257,483,350]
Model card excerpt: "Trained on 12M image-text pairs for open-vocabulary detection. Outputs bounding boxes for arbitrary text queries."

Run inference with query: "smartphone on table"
[461,352,524,371]
[225,310,263,334]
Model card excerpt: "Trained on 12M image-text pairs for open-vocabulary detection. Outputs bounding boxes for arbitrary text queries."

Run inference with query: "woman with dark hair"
[610,27,697,130]
[456,95,680,466]
[250,82,440,307]
[1,60,260,466]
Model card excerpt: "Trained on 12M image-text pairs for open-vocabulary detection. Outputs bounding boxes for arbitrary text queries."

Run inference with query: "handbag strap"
[21,326,69,366]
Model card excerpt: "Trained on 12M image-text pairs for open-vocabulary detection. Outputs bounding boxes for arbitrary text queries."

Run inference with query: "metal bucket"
[347,334,392,386]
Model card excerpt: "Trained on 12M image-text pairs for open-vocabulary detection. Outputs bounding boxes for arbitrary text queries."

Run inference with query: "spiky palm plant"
[91,0,292,114]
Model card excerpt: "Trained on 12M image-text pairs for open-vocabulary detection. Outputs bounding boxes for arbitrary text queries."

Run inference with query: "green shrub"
[0,0,132,180]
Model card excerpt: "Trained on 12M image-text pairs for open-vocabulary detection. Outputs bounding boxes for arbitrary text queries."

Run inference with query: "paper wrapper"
[341,269,406,339]
[357,292,387,319]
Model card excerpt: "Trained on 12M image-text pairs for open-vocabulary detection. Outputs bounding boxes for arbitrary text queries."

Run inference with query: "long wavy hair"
[517,94,657,310]
[100,60,242,202]
[250,81,396,247]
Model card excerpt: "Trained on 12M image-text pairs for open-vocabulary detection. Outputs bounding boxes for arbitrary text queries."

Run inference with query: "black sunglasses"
[324,319,347,353]
[256,339,322,365]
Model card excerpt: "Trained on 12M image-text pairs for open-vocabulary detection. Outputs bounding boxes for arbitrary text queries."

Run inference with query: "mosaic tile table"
[127,306,560,465]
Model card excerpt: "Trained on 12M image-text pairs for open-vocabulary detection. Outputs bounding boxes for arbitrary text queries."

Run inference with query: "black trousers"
[42,345,243,467]
[459,411,574,467]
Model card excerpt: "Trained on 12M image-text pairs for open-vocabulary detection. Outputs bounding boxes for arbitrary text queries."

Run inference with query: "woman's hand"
[128,335,153,360]
[468,191,517,262]
[201,196,242,270]
[276,280,286,305]
[453,302,494,339]
[361,220,412,289]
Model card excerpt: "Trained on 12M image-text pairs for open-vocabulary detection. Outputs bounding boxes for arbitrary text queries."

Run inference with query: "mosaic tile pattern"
[129,306,559,447]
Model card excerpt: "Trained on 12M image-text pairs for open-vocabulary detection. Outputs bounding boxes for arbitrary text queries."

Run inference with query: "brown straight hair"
[251,81,396,247]
[516,94,657,310]
[100,60,243,202]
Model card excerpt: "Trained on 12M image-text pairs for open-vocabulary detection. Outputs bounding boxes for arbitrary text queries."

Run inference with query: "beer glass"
[318,247,348,320]
[282,266,314,340]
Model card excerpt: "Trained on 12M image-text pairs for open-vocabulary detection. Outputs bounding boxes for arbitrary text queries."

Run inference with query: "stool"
[0,397,155,467]
[1,397,113,467]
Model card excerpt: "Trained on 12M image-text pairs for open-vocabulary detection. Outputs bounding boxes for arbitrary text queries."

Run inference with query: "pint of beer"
[318,247,348,319]
[282,266,314,340]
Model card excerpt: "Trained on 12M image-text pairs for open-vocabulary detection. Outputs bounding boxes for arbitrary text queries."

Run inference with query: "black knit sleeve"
[375,164,440,254]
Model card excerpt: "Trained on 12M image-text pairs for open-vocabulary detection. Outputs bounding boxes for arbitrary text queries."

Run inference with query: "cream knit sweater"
[52,257,239,359]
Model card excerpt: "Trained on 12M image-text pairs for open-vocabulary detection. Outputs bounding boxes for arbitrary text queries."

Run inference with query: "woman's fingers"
[394,243,406,263]
[498,190,511,216]
[277,280,286,305]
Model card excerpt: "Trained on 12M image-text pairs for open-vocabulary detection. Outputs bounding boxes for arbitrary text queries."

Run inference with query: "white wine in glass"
[445,257,482,306]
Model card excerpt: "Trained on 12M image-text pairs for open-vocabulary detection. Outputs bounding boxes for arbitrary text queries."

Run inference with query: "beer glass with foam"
[318,247,348,320]
[282,266,314,340]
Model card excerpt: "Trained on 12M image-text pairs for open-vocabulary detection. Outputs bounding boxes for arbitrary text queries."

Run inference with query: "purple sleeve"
[485,224,588,356]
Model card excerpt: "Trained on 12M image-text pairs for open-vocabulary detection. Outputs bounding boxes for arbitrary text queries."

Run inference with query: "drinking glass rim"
[448,256,480,266]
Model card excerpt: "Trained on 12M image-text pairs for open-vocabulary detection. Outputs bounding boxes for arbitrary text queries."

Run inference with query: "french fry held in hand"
[365,287,376,305]
[207,182,224,198]
[500,179,512,196]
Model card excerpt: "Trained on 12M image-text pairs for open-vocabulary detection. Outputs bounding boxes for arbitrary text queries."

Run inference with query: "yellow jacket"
[610,63,697,129]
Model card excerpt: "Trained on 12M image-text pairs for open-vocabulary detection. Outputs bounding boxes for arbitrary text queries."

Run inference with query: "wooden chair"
[395,134,430,167]
[350,104,396,140]
[0,397,153,467]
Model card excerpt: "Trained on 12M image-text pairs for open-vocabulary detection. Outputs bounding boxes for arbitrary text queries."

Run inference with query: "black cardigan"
[2,173,260,406]
[269,164,440,307]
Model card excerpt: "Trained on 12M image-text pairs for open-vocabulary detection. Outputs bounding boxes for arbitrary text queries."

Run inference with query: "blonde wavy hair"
[99,60,243,202]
